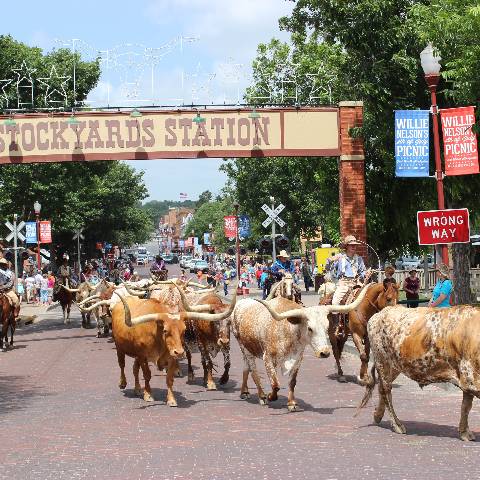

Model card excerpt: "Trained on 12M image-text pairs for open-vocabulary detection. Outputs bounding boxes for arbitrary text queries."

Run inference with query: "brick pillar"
[339,101,367,259]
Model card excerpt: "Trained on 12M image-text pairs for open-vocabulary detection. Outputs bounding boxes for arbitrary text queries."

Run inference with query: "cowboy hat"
[436,263,450,278]
[278,250,290,258]
[339,235,362,248]
[408,268,418,274]
[0,258,8,266]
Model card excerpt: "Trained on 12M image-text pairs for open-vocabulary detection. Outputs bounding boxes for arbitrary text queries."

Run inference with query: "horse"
[267,273,302,304]
[321,281,399,384]
[0,292,16,351]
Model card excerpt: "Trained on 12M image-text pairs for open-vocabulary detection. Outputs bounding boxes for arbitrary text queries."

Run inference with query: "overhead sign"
[25,222,37,244]
[39,221,52,243]
[440,106,479,176]
[0,108,341,164]
[394,110,430,177]
[224,216,237,238]
[5,220,25,242]
[417,208,470,245]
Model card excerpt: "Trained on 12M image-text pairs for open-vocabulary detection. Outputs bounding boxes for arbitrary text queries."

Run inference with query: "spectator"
[263,269,276,299]
[17,277,25,303]
[47,271,55,302]
[40,273,49,305]
[222,269,230,296]
[34,269,43,304]
[301,257,313,292]
[260,267,269,299]
[25,274,35,303]
[429,264,453,308]
[196,268,204,283]
[240,266,249,294]
[255,264,263,289]
[403,269,420,308]
[180,269,187,282]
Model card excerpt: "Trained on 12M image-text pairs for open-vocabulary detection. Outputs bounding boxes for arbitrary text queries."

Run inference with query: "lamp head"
[34,201,41,214]
[420,43,441,76]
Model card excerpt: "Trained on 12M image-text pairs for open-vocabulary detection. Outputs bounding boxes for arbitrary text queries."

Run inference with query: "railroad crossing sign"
[73,228,84,241]
[261,203,285,228]
[5,220,25,242]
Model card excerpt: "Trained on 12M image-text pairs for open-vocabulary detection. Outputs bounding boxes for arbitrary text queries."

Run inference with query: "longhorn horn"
[187,281,210,289]
[60,284,79,293]
[327,284,372,313]
[122,282,147,298]
[173,283,215,313]
[266,280,283,301]
[114,291,177,327]
[77,294,101,306]
[255,299,307,321]
[183,283,238,322]
[76,299,112,313]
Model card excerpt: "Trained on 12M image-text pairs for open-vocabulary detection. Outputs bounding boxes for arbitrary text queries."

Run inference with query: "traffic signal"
[226,247,235,256]
[258,237,271,253]
[276,235,289,250]
[240,247,246,255]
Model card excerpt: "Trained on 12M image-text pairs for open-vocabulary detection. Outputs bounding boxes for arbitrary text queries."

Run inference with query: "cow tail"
[354,363,376,417]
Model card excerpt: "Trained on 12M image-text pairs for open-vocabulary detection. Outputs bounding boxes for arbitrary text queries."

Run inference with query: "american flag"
[179,193,188,200]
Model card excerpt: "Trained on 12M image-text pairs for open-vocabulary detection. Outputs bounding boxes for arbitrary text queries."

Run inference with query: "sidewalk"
[16,302,57,327]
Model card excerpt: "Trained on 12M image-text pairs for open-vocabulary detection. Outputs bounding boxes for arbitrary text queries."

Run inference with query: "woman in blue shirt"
[429,263,453,308]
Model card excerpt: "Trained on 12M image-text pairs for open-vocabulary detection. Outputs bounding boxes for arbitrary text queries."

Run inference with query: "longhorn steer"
[358,305,480,441]
[232,285,370,411]
[111,292,235,405]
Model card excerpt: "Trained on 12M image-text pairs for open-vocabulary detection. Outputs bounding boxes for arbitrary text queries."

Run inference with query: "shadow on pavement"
[0,375,52,415]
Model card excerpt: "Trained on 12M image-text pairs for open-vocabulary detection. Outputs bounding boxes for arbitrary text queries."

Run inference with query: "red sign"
[185,237,193,248]
[224,216,237,238]
[39,221,52,243]
[417,208,470,245]
[440,106,479,175]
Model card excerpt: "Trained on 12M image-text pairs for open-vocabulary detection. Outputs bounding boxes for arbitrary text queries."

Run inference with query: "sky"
[1,0,293,202]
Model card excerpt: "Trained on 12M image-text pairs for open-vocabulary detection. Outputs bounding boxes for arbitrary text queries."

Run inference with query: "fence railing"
[378,268,480,294]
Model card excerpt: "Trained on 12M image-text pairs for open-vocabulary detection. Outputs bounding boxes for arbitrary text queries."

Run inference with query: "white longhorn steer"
[231,285,370,411]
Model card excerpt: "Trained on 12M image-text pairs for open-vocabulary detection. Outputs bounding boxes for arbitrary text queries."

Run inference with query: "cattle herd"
[19,275,480,442]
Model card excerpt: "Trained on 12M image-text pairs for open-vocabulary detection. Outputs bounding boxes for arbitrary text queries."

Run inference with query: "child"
[40,273,49,305]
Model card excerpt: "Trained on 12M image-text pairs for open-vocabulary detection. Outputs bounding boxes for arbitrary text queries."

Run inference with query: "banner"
[238,215,251,238]
[394,110,430,177]
[178,239,185,249]
[224,216,237,239]
[417,208,470,245]
[203,232,210,245]
[440,106,479,175]
[39,221,52,243]
[185,237,193,248]
[25,222,37,244]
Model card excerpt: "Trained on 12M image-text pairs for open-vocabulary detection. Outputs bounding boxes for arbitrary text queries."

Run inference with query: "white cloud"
[146,0,293,62]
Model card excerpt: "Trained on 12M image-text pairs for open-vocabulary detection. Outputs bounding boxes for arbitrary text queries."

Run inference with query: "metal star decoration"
[38,65,71,107]
[0,78,13,109]
[13,60,36,109]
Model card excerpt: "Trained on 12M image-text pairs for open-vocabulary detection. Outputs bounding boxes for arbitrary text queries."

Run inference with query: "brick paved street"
[1,275,479,479]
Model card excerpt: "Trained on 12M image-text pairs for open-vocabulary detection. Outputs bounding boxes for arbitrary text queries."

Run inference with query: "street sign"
[39,221,52,243]
[417,208,470,245]
[73,228,84,241]
[261,203,285,227]
[5,220,25,242]
[25,222,37,244]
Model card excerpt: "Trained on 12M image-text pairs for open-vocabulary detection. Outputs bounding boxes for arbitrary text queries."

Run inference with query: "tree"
[141,199,196,227]
[196,190,213,208]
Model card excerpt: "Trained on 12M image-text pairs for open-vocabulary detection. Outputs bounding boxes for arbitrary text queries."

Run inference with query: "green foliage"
[196,190,213,207]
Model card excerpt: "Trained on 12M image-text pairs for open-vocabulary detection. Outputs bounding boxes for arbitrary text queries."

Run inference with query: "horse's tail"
[354,362,376,417]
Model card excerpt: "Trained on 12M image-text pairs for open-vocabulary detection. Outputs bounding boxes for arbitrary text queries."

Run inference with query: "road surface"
[1,264,479,479]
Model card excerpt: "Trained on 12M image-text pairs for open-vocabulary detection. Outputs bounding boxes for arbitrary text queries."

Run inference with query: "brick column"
[339,101,367,258]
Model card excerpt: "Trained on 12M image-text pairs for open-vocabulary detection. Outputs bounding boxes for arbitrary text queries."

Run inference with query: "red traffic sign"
[417,208,470,245]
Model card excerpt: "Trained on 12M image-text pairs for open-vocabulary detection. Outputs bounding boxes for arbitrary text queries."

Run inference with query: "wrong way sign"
[417,208,470,245]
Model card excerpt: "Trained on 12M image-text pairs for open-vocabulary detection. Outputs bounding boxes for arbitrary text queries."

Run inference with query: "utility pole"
[73,228,84,280]
[234,203,241,280]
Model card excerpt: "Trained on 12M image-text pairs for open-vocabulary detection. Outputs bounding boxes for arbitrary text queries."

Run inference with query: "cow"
[111,291,236,405]
[324,281,399,384]
[267,272,302,304]
[231,284,371,411]
[0,292,16,351]
[175,285,233,390]
[75,282,96,328]
[56,282,76,324]
[357,305,480,441]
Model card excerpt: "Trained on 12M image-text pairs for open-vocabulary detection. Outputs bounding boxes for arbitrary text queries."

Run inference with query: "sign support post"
[262,200,286,261]
[73,228,84,280]
[5,216,26,291]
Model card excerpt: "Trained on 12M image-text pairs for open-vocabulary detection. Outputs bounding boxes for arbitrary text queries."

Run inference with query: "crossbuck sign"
[262,203,285,228]
[5,220,25,242]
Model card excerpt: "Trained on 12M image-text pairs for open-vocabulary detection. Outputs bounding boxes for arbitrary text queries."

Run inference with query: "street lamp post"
[233,203,241,281]
[208,223,213,265]
[420,43,449,266]
[34,200,41,270]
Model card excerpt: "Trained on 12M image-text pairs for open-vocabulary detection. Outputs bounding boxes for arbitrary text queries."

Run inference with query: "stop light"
[258,237,271,253]
[226,247,235,255]
[240,247,246,255]
[276,235,289,250]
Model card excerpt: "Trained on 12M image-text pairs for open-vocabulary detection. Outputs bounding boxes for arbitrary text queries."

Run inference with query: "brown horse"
[0,293,16,351]
[322,281,399,384]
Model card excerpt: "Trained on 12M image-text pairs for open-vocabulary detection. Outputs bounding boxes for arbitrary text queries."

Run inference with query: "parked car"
[190,259,209,273]
[137,254,149,266]
[180,255,192,268]
[395,256,420,270]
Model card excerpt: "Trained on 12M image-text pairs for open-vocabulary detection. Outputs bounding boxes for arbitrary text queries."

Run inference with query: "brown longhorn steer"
[0,293,16,351]
[358,305,480,441]
[321,281,398,384]
[111,292,235,405]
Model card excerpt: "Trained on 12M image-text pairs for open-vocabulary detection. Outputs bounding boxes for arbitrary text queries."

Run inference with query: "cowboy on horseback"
[0,258,20,319]
[53,254,73,302]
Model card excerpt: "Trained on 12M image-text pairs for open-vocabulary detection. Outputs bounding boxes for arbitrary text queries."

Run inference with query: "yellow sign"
[0,108,340,164]
[315,247,339,272]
